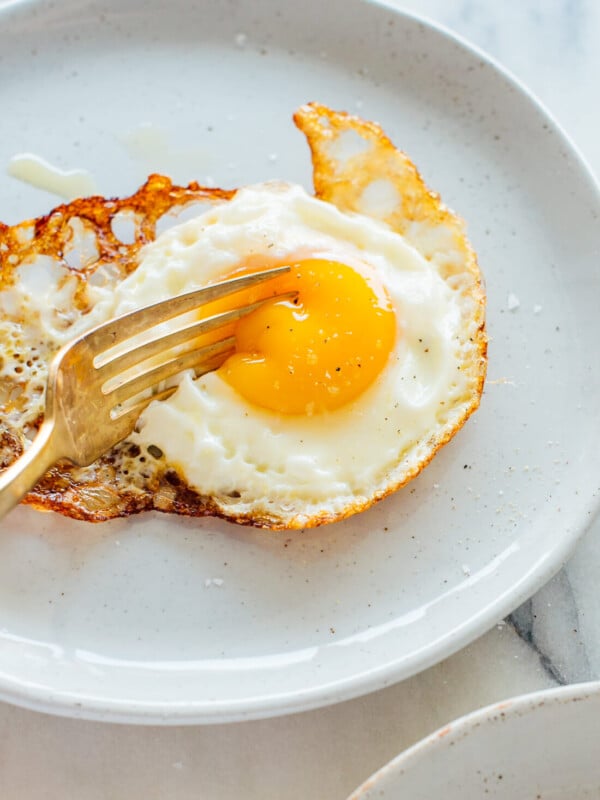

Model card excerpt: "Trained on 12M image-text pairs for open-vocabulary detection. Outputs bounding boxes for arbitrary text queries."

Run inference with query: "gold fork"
[0,265,292,520]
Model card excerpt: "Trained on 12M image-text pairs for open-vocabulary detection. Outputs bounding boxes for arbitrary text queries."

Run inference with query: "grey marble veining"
[374,0,596,719]
[564,529,600,673]
[402,0,600,699]
[509,572,593,686]
[510,518,600,686]
[0,1,598,798]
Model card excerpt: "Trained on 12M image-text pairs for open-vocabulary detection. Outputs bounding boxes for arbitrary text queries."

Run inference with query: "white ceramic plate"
[0,0,598,724]
[347,681,600,799]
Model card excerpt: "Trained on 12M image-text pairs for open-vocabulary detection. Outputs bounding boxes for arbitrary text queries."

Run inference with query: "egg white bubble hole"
[0,177,481,531]
[101,182,478,521]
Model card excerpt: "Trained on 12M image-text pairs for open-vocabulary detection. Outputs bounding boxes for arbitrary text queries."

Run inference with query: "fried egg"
[0,104,486,527]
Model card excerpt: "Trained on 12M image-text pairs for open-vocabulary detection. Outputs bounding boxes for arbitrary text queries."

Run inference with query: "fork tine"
[104,336,236,410]
[102,388,179,449]
[109,350,226,423]
[111,384,179,423]
[96,290,297,376]
[86,265,291,354]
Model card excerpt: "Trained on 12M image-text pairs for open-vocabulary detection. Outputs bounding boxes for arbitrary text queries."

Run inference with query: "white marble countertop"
[0,1,598,797]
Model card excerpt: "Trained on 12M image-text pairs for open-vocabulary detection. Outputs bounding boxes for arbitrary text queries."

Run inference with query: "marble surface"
[0,0,598,797]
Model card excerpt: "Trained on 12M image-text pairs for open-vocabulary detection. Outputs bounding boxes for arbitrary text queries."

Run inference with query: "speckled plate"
[347,682,600,799]
[0,0,598,723]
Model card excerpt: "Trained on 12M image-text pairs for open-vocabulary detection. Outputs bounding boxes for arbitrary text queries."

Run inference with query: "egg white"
[80,181,471,525]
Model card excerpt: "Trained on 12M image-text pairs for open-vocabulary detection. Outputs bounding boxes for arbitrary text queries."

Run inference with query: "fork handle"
[0,420,63,521]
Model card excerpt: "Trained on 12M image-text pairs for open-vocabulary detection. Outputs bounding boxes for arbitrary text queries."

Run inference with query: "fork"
[0,265,292,520]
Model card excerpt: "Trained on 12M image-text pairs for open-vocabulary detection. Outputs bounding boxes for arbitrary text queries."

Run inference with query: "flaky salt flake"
[507,293,520,311]
[533,304,542,314]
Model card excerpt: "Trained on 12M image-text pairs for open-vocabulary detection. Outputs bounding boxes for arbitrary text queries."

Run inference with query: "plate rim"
[0,0,599,724]
[345,680,600,799]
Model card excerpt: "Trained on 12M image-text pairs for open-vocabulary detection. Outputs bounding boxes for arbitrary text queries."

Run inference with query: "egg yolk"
[216,258,396,415]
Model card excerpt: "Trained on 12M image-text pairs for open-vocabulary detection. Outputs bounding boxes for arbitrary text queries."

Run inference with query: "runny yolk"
[214,258,396,416]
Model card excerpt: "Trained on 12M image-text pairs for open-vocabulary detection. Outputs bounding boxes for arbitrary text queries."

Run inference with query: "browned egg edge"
[0,105,487,529]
